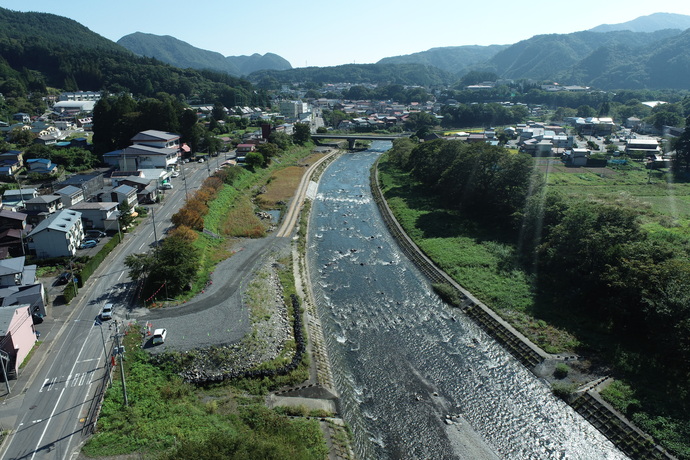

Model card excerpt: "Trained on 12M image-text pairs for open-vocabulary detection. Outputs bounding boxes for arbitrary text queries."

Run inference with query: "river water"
[306,142,627,460]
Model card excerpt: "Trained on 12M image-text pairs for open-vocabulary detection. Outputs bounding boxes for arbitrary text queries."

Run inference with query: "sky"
[4,1,690,68]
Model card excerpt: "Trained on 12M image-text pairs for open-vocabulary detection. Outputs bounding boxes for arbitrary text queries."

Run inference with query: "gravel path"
[125,236,291,354]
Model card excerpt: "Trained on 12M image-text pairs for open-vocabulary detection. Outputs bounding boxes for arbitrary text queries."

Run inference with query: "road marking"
[31,387,65,460]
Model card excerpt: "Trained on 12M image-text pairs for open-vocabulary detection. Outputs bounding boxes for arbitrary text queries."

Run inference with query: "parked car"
[152,328,167,345]
[100,303,113,320]
[57,271,72,284]
[79,240,98,249]
[197,157,205,163]
[161,183,173,190]
[86,230,106,239]
[171,171,180,178]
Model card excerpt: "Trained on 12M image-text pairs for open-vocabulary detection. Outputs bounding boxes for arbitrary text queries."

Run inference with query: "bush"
[554,363,570,379]
[552,382,577,401]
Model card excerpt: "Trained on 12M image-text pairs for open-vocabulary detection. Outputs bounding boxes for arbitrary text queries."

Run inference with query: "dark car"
[57,271,72,284]
[86,230,106,239]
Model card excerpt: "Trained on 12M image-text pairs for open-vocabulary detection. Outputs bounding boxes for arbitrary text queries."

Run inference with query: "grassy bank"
[378,153,690,459]
[83,324,326,459]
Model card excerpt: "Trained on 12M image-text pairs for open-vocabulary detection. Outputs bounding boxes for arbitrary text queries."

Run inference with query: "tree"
[404,111,438,132]
[672,115,690,177]
[245,151,265,170]
[118,200,136,229]
[268,132,292,151]
[211,102,226,122]
[292,123,311,145]
[148,234,200,296]
[9,127,35,147]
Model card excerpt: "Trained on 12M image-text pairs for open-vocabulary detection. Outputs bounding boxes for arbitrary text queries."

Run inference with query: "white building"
[27,209,83,258]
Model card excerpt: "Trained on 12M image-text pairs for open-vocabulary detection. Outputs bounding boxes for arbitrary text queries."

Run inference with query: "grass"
[83,326,326,458]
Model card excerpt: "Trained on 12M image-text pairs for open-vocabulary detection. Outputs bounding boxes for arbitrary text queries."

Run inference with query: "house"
[2,189,38,209]
[54,185,84,207]
[27,209,84,258]
[0,255,46,317]
[567,148,589,166]
[26,158,58,175]
[0,151,24,177]
[131,130,181,150]
[0,209,27,233]
[625,138,660,156]
[12,113,30,123]
[33,134,58,146]
[118,176,158,204]
[54,172,104,201]
[70,201,120,231]
[0,304,38,380]
[23,195,64,225]
[0,256,37,287]
[109,185,138,209]
[236,144,256,154]
[102,144,179,170]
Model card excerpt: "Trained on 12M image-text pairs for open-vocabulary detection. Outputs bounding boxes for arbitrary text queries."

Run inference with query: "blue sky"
[4,1,690,68]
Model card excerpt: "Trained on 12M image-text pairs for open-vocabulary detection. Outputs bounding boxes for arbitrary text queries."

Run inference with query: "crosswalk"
[39,368,97,393]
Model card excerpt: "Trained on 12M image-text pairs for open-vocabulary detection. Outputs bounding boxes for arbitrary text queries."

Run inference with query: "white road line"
[30,387,65,460]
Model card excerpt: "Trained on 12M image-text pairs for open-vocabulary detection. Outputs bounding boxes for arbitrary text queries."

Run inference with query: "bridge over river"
[311,133,406,149]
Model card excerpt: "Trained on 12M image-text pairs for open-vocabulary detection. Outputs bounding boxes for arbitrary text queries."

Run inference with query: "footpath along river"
[306,141,627,460]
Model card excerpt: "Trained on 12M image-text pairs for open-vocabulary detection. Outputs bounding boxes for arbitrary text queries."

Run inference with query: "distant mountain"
[589,12,690,33]
[248,63,455,87]
[478,29,682,81]
[117,32,292,76]
[376,45,508,74]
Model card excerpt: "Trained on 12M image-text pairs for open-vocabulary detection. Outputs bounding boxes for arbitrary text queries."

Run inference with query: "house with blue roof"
[26,158,58,175]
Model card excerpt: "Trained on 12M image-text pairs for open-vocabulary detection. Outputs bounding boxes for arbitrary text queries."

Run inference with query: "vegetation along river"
[306,141,627,460]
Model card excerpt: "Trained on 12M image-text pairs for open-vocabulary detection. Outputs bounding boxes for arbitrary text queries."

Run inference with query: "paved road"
[0,161,208,460]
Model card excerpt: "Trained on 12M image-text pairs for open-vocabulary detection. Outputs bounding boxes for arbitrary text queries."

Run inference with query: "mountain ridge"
[117,32,292,77]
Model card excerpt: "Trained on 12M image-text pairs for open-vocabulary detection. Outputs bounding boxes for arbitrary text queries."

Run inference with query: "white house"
[54,185,85,207]
[131,130,180,150]
[102,144,179,170]
[70,201,120,232]
[27,209,83,258]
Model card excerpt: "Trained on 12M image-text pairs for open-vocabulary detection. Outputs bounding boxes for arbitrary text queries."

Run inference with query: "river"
[306,142,627,460]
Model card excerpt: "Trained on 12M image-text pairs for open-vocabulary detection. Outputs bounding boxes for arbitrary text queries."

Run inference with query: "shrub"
[554,363,570,379]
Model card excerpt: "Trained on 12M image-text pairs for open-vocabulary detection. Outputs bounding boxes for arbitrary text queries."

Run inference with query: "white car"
[152,328,167,345]
[171,171,180,178]
[100,303,113,320]
[161,183,173,190]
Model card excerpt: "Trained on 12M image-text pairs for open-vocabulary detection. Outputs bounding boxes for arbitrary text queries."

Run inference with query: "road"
[0,161,209,460]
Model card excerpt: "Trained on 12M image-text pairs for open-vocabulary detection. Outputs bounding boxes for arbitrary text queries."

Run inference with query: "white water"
[307,142,627,460]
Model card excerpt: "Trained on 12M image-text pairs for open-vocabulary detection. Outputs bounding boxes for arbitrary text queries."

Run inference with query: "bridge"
[311,134,407,149]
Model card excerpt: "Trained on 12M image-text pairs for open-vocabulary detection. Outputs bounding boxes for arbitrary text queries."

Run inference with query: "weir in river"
[306,142,627,460]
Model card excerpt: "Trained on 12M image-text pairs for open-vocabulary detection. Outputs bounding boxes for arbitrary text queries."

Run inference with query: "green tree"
[118,200,136,229]
[404,111,438,132]
[672,115,690,177]
[245,151,264,170]
[148,234,200,296]
[292,123,311,145]
[9,127,34,147]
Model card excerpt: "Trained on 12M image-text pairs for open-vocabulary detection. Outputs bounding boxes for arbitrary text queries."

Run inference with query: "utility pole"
[114,320,128,406]
[94,320,112,386]
[0,350,10,395]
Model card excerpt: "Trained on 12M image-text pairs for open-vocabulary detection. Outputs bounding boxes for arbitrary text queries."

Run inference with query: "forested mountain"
[589,12,690,33]
[376,44,508,74]
[479,29,682,81]
[0,8,266,107]
[117,32,292,76]
[248,63,455,87]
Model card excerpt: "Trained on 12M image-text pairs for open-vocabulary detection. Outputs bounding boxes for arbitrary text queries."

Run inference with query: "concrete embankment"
[267,149,354,460]
[370,159,675,460]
